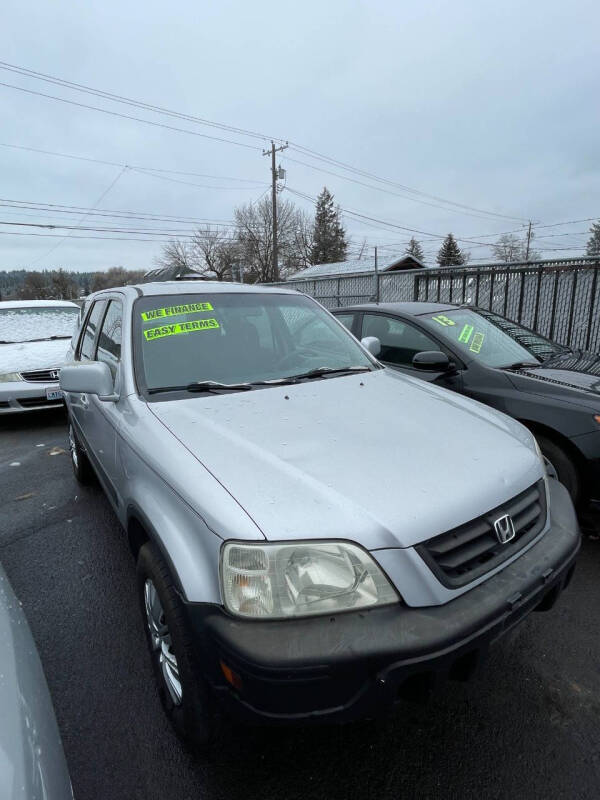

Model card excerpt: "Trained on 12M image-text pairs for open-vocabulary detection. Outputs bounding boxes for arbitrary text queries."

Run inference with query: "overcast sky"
[2,0,599,272]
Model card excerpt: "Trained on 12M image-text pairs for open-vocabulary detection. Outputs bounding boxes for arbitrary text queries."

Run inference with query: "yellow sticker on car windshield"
[458,324,474,343]
[432,314,456,326]
[144,318,220,341]
[141,302,213,322]
[469,332,485,353]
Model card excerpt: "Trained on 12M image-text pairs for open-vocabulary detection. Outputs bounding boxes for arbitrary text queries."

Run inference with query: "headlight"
[0,372,22,382]
[221,540,399,619]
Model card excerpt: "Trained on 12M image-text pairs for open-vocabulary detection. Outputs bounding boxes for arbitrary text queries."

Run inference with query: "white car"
[0,300,80,414]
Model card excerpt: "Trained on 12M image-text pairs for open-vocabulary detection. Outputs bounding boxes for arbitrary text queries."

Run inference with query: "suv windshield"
[134,292,374,393]
[0,305,80,343]
[420,307,566,368]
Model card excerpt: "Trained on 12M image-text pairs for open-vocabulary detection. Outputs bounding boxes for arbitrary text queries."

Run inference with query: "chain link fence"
[267,257,600,352]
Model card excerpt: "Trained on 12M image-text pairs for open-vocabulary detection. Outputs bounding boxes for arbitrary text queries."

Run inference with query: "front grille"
[416,480,547,588]
[21,369,60,382]
[17,396,64,408]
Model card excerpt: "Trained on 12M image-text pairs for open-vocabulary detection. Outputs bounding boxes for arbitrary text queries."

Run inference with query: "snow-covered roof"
[0,300,79,309]
[287,254,427,280]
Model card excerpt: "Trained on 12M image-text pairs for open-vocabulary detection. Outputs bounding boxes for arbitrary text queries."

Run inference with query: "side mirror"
[361,336,381,357]
[60,362,118,402]
[412,350,454,372]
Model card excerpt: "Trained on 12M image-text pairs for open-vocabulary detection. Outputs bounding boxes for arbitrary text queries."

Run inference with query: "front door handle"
[80,393,89,409]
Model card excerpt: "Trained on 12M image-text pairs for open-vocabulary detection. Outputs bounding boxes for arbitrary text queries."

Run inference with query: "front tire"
[68,422,95,485]
[136,542,214,747]
[536,434,581,506]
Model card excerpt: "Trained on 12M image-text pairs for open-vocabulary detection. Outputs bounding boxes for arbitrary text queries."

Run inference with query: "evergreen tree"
[405,237,424,261]
[436,234,466,266]
[310,187,347,264]
[586,221,600,256]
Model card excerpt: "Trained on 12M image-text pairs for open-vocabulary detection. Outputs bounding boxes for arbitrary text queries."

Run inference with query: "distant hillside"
[0,268,146,300]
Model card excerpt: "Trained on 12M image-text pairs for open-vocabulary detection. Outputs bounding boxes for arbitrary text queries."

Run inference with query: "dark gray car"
[333,302,600,505]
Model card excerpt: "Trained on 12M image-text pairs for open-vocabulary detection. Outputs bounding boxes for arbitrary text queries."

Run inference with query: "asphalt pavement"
[1,409,599,800]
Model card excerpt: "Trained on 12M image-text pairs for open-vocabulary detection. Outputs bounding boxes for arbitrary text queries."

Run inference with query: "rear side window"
[334,313,356,332]
[96,300,123,378]
[78,300,106,361]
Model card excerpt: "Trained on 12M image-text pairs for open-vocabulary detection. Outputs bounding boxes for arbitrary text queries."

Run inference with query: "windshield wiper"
[148,380,254,395]
[501,361,541,370]
[23,335,72,343]
[148,368,372,395]
[0,335,72,344]
[285,365,372,381]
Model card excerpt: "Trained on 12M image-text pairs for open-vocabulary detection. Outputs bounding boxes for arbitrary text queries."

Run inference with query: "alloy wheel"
[144,578,182,706]
[68,425,79,470]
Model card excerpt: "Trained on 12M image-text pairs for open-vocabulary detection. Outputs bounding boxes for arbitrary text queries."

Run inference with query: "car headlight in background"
[0,372,22,382]
[221,540,399,619]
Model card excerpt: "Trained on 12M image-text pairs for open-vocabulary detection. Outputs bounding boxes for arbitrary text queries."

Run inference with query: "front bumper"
[184,480,580,724]
[0,381,64,413]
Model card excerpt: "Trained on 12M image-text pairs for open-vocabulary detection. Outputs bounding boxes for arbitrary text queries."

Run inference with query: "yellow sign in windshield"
[143,318,220,341]
[458,324,474,344]
[141,302,214,322]
[432,314,456,327]
[470,332,485,353]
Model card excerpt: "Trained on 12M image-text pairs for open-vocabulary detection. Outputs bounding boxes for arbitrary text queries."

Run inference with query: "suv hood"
[149,370,543,549]
[0,339,71,374]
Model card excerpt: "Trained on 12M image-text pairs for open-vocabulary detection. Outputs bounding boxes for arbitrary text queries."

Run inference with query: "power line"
[0,220,240,237]
[28,165,129,266]
[129,166,267,191]
[0,60,529,224]
[0,196,239,226]
[287,144,529,223]
[0,61,281,144]
[283,153,525,223]
[286,186,503,247]
[0,142,268,184]
[0,80,262,151]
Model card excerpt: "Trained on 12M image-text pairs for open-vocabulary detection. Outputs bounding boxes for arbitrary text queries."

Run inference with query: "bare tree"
[192,226,239,281]
[234,197,306,282]
[91,267,146,292]
[492,232,539,263]
[290,210,315,272]
[154,240,197,277]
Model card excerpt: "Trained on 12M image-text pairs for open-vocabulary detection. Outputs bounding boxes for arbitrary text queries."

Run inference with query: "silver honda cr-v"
[60,281,580,746]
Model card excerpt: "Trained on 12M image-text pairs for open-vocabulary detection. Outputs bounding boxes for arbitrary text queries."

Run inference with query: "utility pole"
[374,245,380,303]
[525,220,533,261]
[262,140,288,281]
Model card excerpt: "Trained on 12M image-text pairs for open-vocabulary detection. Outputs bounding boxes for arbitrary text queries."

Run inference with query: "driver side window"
[78,300,107,361]
[362,314,439,366]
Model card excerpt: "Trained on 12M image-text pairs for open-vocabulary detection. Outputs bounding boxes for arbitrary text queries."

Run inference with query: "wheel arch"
[126,504,185,596]
[517,418,587,492]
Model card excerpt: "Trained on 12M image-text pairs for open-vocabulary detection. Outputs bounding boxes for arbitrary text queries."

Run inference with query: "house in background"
[287,253,427,280]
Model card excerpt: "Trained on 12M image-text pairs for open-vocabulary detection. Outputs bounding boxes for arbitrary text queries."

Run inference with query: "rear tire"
[536,434,581,506]
[136,541,214,748]
[68,422,95,485]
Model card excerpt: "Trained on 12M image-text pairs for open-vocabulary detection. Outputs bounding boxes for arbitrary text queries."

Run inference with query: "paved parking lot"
[1,409,600,800]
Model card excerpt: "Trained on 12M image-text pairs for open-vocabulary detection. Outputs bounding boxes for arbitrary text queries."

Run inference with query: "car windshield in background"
[134,292,374,394]
[0,306,80,343]
[420,308,565,369]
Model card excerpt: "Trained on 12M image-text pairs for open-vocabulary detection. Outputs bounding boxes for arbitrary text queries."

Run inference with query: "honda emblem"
[494,514,516,544]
